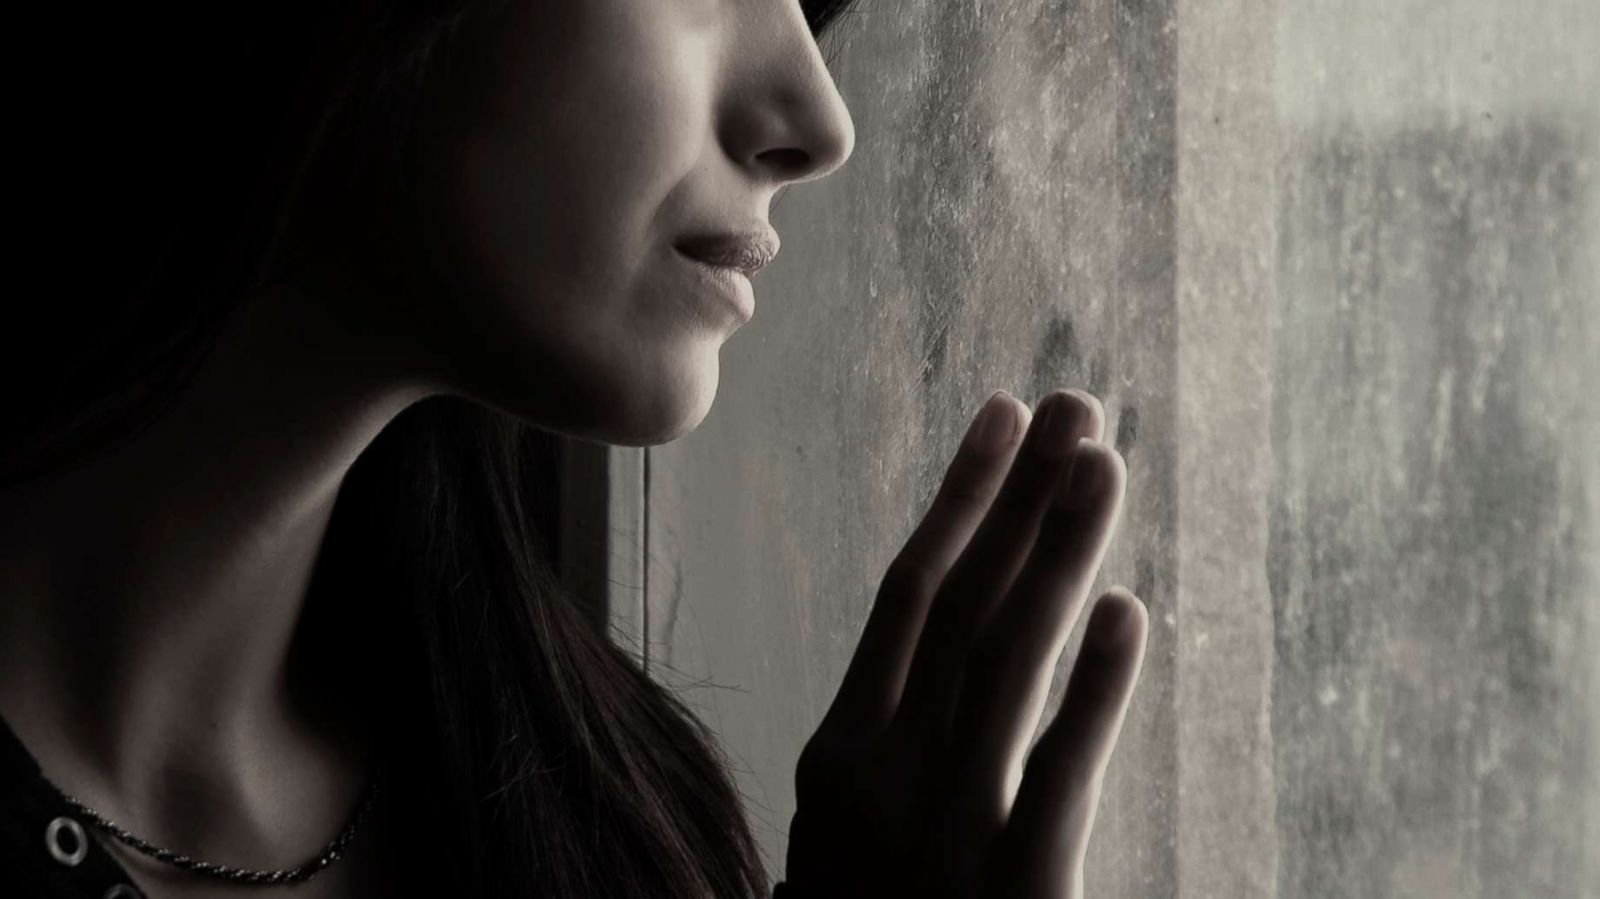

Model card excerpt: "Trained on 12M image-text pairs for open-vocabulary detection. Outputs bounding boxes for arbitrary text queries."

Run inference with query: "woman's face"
[343,0,855,445]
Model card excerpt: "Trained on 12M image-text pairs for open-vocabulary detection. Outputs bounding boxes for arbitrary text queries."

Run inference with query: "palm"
[782,388,1148,899]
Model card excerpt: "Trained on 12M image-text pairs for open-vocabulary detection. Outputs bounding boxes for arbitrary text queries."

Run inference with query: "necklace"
[50,772,383,886]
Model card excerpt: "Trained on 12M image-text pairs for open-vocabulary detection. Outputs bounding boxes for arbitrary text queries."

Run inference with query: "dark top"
[2,714,806,898]
[0,714,149,898]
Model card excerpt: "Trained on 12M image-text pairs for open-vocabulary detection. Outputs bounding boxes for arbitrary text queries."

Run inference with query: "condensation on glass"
[593,2,1599,896]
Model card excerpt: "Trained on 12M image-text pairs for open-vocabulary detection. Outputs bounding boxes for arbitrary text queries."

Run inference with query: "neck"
[0,272,431,850]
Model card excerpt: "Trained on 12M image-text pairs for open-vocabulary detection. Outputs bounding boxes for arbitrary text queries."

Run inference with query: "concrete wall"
[588,1,1599,894]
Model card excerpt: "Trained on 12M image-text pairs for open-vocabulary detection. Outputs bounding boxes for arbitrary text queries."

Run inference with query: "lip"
[675,227,781,277]
[674,247,755,324]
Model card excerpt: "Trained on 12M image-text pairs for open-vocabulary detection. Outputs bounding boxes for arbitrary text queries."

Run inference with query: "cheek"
[412,17,711,355]
[387,12,726,439]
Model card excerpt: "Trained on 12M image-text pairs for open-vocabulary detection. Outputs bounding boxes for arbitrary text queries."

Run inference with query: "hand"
[781,388,1148,899]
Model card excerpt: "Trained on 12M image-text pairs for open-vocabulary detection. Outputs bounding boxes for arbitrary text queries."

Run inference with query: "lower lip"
[675,250,754,323]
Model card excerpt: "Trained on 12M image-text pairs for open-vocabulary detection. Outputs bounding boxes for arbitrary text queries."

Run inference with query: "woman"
[0,0,1148,897]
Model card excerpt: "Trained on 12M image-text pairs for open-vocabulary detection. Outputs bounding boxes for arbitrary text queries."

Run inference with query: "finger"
[816,390,1030,744]
[985,589,1148,898]
[886,389,1105,746]
[938,440,1127,878]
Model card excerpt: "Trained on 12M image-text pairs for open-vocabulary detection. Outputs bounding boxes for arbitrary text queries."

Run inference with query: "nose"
[721,4,857,188]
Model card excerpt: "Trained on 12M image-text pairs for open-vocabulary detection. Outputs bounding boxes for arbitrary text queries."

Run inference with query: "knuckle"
[1062,777,1102,830]
[794,732,849,795]
[793,745,829,796]
[932,470,993,514]
[880,554,941,600]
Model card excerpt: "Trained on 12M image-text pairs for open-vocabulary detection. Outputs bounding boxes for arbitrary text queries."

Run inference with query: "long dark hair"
[5,2,860,896]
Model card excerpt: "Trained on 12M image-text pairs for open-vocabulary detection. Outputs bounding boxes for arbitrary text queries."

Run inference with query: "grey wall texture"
[595,1,1599,895]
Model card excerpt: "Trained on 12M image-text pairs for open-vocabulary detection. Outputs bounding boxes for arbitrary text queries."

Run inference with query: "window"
[563,2,1599,893]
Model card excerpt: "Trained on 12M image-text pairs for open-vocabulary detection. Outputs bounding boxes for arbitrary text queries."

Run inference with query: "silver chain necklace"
[50,772,383,886]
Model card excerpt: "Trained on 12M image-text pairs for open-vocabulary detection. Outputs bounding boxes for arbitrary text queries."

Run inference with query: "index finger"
[814,390,1031,746]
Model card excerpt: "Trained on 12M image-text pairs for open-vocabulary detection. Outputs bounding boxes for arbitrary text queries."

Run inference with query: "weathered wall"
[1258,3,1599,896]
[597,1,1599,894]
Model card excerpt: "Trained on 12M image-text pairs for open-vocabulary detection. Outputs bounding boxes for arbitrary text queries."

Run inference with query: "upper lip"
[675,225,781,277]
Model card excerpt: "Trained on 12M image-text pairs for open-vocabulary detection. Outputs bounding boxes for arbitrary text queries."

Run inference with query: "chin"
[567,403,709,448]
[483,348,721,449]
[605,365,720,447]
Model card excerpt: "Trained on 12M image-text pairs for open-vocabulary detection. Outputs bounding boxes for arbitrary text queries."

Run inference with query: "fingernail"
[966,390,1017,454]
[1058,438,1105,509]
